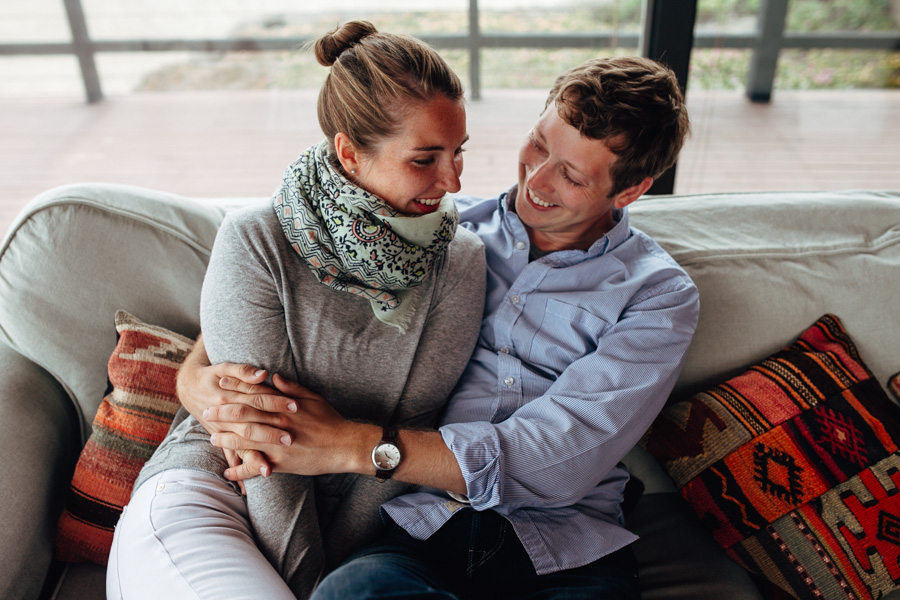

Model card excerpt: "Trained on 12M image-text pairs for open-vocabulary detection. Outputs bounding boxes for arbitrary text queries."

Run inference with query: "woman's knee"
[109,469,267,598]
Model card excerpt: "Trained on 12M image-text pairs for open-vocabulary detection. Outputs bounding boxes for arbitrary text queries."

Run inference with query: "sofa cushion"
[640,314,900,599]
[628,493,764,600]
[54,312,192,565]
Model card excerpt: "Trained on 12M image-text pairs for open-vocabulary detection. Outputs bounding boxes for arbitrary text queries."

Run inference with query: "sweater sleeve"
[199,206,300,383]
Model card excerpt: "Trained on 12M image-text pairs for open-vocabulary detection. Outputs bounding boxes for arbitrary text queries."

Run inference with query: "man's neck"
[526,215,617,253]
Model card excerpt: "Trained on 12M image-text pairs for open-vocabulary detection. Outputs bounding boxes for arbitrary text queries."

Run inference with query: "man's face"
[515,105,640,252]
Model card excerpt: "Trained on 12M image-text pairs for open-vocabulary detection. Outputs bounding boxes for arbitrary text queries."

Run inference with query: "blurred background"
[1,0,899,234]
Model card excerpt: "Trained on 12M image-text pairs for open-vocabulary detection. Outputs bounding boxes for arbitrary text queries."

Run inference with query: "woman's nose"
[439,159,462,194]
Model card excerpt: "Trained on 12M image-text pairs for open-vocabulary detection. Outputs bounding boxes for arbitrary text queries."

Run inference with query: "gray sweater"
[137,202,486,595]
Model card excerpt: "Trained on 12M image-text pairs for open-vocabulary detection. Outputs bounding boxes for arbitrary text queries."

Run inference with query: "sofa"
[1,183,898,600]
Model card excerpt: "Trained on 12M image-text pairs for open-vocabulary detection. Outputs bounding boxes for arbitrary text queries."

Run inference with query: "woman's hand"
[208,374,380,483]
[175,334,302,489]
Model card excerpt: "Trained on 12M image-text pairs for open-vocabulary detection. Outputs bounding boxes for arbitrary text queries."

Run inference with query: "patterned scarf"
[273,141,459,333]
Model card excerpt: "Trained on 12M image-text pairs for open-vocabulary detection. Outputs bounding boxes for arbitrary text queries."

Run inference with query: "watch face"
[373,442,401,470]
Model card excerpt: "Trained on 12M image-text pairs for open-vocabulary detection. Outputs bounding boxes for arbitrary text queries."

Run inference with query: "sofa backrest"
[629,190,900,402]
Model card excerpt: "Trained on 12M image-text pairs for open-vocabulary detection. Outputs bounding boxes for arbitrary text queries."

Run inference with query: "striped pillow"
[641,314,900,600]
[54,311,193,564]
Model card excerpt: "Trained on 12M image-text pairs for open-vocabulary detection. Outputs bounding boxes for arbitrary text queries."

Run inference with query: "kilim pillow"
[640,314,900,600]
[54,311,193,564]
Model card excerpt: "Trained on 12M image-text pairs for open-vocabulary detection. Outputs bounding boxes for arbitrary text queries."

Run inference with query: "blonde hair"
[314,21,464,164]
[546,57,690,197]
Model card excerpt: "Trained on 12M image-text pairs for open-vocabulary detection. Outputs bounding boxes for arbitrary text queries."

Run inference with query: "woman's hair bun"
[314,20,378,67]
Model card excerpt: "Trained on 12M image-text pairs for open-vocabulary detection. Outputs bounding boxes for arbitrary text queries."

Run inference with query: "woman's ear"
[334,133,361,174]
[613,176,654,209]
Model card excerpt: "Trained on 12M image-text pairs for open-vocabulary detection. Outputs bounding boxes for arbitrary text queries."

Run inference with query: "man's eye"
[562,171,584,187]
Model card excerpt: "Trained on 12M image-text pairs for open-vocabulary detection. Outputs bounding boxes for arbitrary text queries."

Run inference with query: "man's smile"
[526,188,558,209]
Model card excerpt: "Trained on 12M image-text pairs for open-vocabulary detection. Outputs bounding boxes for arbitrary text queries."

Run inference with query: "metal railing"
[1,0,897,104]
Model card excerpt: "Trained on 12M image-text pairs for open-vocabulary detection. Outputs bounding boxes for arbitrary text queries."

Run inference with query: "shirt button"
[157,484,165,492]
[499,347,510,354]
[504,376,515,387]
[515,241,526,251]
[510,294,520,304]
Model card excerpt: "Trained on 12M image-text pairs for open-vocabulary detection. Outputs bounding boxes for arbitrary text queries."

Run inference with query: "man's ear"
[613,176,654,209]
[334,133,361,174]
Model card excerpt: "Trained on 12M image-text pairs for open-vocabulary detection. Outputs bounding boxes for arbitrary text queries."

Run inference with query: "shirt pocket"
[528,298,611,375]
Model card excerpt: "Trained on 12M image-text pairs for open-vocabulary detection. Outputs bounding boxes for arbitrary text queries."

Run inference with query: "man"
[185,56,698,599]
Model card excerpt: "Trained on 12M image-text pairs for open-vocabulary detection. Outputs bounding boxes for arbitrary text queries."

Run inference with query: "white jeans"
[107,469,295,600]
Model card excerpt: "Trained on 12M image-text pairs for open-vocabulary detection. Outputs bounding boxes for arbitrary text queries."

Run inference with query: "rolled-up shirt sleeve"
[440,276,699,512]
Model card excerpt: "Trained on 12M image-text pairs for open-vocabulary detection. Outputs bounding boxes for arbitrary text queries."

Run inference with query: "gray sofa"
[1,183,898,599]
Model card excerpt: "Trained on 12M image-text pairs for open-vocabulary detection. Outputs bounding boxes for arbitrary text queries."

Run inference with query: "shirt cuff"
[439,421,503,510]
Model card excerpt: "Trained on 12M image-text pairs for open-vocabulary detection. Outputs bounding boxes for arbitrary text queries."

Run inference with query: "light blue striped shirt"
[382,189,699,575]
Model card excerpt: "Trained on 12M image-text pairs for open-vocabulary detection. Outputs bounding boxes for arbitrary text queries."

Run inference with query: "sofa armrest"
[0,342,80,600]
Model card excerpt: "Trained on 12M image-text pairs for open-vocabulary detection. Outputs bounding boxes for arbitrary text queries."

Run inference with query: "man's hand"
[176,334,297,435]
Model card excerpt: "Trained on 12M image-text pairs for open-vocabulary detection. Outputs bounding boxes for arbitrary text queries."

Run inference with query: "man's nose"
[527,159,553,191]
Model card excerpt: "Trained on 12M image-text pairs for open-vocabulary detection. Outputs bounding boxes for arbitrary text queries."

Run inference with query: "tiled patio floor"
[2,87,899,237]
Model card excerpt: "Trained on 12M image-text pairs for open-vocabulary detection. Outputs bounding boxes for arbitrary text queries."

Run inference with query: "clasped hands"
[176,356,375,487]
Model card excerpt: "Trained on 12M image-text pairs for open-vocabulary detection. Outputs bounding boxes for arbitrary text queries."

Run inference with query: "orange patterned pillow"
[642,314,900,600]
[54,311,193,564]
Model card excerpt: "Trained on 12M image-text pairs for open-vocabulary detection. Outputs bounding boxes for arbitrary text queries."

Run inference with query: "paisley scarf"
[273,140,459,333]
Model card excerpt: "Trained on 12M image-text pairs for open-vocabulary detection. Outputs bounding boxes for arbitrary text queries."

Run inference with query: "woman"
[107,21,485,600]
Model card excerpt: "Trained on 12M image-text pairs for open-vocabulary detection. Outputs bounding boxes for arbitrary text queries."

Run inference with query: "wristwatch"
[372,426,402,483]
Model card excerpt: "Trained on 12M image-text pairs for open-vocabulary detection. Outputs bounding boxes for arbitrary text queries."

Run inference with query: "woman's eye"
[413,157,435,166]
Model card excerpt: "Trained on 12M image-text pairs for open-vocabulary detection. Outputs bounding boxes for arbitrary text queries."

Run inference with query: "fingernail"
[210,433,218,445]
[202,408,210,420]
[287,402,297,412]
[260,465,269,477]
[281,435,291,446]
[219,377,230,387]
[255,369,265,378]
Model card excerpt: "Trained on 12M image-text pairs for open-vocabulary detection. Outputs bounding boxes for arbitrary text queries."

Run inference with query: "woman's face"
[350,94,468,216]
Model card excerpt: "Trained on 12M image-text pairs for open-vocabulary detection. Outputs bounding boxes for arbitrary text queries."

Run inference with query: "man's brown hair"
[545,56,690,197]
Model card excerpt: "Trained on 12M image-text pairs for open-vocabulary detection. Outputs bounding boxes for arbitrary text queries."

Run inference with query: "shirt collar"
[499,186,632,260]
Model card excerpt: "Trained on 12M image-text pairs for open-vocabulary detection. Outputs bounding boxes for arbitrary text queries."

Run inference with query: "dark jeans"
[311,509,640,600]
